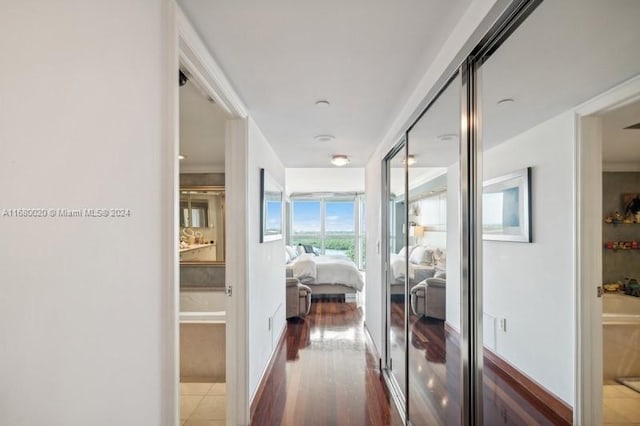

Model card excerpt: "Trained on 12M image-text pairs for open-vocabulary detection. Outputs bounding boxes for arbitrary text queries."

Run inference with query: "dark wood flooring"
[251,301,403,426]
[252,300,569,426]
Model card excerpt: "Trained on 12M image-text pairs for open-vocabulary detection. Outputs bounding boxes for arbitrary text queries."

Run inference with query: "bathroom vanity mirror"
[179,186,225,264]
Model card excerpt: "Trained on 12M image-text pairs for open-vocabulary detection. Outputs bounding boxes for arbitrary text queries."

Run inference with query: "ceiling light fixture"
[178,154,186,160]
[315,99,330,108]
[497,97,515,105]
[403,155,417,166]
[330,155,350,166]
[314,134,335,142]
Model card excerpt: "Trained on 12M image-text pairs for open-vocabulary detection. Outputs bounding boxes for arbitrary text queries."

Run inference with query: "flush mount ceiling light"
[330,155,350,166]
[497,97,515,105]
[437,133,458,142]
[315,99,330,108]
[403,155,417,166]
[314,134,335,142]
[178,154,186,160]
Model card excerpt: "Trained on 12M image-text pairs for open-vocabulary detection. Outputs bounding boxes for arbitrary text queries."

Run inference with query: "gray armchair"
[286,277,312,319]
[410,276,446,320]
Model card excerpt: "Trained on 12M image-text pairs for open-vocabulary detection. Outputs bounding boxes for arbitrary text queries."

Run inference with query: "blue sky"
[265,201,282,231]
[292,201,354,233]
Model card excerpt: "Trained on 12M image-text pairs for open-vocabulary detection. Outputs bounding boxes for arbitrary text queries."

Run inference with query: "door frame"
[574,74,640,426]
[170,4,250,425]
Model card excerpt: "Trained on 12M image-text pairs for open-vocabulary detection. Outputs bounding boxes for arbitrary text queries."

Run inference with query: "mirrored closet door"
[406,76,462,425]
[384,141,409,403]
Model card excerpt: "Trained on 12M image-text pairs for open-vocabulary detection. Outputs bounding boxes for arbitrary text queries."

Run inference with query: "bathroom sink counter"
[179,243,215,253]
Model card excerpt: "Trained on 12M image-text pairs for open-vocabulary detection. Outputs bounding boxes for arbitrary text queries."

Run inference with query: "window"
[324,200,355,259]
[289,194,365,268]
[290,200,321,252]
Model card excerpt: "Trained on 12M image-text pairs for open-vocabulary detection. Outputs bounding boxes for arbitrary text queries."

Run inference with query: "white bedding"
[390,253,414,279]
[289,254,364,291]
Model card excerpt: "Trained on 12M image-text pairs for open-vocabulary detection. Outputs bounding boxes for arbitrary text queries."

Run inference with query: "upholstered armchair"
[286,277,312,319]
[410,275,446,320]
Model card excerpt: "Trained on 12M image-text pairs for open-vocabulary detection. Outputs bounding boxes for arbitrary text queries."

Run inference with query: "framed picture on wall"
[482,167,532,242]
[259,168,283,243]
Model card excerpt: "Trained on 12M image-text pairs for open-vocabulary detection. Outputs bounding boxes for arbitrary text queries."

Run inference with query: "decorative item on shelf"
[603,282,621,293]
[623,214,634,224]
[183,227,196,245]
[623,193,640,215]
[615,211,624,222]
[604,240,640,250]
[604,214,614,224]
[624,278,640,297]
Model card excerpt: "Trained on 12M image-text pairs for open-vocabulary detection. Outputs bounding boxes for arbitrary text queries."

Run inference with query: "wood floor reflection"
[406,308,570,425]
[251,301,403,426]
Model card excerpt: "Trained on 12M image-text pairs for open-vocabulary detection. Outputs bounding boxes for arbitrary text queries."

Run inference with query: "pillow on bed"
[285,250,291,264]
[285,245,298,261]
[296,245,306,256]
[409,246,434,266]
[433,249,446,270]
[302,244,317,255]
[397,245,416,258]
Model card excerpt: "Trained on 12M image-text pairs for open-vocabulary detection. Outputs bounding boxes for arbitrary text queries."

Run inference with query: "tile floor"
[180,382,226,426]
[604,384,640,425]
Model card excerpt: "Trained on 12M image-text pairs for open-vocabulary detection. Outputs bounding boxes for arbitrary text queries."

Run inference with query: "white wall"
[364,158,383,352]
[285,168,364,195]
[246,118,287,399]
[0,1,172,425]
[482,111,575,405]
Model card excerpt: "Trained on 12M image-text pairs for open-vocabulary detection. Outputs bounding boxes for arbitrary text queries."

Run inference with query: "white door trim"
[574,73,640,426]
[172,4,250,425]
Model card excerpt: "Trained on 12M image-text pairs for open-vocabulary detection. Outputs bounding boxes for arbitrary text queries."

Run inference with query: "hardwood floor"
[252,300,569,425]
[251,301,403,426]
[403,300,570,425]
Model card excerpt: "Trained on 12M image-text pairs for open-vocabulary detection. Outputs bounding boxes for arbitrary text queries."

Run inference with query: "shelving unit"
[603,220,640,250]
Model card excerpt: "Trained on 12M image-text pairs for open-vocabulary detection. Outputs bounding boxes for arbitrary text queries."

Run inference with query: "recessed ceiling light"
[437,133,458,142]
[315,100,330,108]
[330,155,350,166]
[178,154,186,160]
[314,134,335,142]
[497,98,515,105]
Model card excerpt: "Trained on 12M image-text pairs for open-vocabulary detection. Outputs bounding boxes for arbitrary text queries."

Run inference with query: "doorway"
[576,79,640,425]
[173,7,250,425]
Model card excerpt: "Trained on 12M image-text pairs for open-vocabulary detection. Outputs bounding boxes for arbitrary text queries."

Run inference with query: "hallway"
[252,300,571,425]
[251,301,402,425]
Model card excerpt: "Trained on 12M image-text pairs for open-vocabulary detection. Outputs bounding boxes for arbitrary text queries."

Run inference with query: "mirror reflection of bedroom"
[284,168,366,315]
[177,68,229,424]
[382,77,462,424]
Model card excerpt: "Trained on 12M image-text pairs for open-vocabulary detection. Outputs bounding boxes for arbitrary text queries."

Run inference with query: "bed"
[389,246,445,295]
[285,249,364,299]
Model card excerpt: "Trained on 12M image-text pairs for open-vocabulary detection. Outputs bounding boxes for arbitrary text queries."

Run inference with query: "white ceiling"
[177,0,472,167]
[480,0,640,149]
[177,0,640,177]
[179,78,226,172]
[390,0,640,171]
